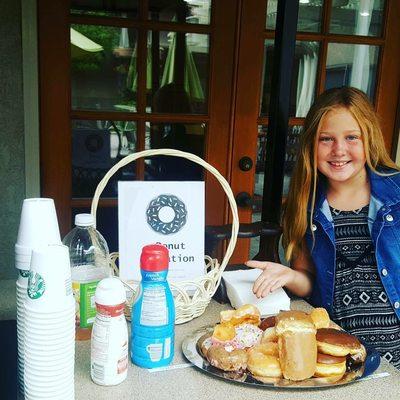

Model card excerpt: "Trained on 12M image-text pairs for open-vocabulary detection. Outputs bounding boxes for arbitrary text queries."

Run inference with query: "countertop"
[1,279,399,400]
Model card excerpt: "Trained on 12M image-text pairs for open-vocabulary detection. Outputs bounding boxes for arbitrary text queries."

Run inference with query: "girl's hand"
[245,260,295,298]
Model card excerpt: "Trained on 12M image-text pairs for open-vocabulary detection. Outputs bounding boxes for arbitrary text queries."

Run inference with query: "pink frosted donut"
[234,323,263,349]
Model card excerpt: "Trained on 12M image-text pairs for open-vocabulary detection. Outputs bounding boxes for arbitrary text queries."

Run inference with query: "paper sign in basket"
[118,181,205,283]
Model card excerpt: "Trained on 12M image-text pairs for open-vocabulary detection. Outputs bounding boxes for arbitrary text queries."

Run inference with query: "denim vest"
[305,169,400,322]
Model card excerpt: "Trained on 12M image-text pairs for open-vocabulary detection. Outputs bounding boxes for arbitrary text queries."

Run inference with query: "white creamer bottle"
[91,278,128,386]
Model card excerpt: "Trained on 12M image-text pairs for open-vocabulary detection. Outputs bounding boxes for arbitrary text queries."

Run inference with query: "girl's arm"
[246,242,315,298]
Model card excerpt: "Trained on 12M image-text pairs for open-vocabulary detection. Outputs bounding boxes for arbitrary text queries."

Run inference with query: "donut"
[220,304,261,327]
[259,316,276,331]
[247,344,282,378]
[316,328,362,357]
[234,323,263,349]
[261,326,278,343]
[206,345,248,372]
[314,353,346,378]
[310,308,330,329]
[197,332,213,358]
[276,311,317,381]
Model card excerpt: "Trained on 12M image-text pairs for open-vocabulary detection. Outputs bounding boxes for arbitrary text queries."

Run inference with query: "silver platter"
[182,325,381,389]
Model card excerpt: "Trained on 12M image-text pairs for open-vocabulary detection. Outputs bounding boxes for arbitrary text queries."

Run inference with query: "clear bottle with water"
[63,213,110,340]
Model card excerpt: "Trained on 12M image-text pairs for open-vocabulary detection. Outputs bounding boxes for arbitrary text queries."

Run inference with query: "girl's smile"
[317,107,366,184]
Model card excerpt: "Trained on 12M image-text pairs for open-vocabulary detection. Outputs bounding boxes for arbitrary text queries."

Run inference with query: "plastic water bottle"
[91,278,128,386]
[62,213,110,340]
[131,244,175,368]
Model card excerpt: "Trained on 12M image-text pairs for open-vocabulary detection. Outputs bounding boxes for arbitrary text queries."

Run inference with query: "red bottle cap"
[140,244,169,272]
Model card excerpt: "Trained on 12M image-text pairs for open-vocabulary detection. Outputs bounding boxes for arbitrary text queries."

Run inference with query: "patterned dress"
[330,205,400,369]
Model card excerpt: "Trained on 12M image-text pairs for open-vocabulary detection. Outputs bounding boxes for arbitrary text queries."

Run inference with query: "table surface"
[1,279,399,400]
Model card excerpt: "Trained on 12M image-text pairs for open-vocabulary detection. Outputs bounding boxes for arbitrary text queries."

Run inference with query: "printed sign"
[118,181,205,283]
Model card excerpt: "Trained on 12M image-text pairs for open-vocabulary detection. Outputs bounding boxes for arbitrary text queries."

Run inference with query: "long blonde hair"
[283,87,399,262]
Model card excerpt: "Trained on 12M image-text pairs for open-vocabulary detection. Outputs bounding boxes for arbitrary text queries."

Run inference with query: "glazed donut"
[316,328,362,357]
[247,344,282,378]
[314,353,346,378]
[261,327,278,343]
[206,345,248,372]
[310,308,331,329]
[220,304,261,327]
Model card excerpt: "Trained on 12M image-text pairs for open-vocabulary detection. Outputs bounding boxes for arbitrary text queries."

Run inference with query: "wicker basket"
[90,149,239,324]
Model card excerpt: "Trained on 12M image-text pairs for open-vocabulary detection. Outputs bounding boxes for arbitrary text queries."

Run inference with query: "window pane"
[325,43,379,100]
[71,0,138,18]
[249,125,302,258]
[144,122,205,181]
[149,0,211,24]
[260,40,319,117]
[329,0,385,37]
[72,120,137,198]
[147,31,209,114]
[266,0,325,32]
[71,25,137,112]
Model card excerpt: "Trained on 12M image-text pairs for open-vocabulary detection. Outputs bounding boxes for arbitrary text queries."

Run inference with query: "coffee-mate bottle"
[91,278,128,386]
[63,213,110,340]
[131,244,175,368]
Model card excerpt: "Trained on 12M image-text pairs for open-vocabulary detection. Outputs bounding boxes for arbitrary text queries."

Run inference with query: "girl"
[246,87,400,368]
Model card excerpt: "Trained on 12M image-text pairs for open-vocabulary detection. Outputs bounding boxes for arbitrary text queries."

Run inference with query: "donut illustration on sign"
[146,194,187,235]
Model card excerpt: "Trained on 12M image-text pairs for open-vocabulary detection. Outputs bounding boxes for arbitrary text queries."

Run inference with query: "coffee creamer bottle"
[131,244,175,368]
[91,278,128,386]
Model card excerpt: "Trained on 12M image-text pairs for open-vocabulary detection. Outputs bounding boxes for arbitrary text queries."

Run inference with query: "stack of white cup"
[15,198,61,393]
[24,244,75,400]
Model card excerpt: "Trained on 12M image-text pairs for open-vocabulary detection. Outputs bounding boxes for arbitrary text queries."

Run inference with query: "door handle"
[235,192,253,208]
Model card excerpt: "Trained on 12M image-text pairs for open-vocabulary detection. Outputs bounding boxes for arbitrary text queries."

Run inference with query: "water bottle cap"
[75,213,95,227]
[94,277,126,306]
[140,244,169,272]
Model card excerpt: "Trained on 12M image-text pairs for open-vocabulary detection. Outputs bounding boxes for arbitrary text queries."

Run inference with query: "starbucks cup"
[25,244,73,311]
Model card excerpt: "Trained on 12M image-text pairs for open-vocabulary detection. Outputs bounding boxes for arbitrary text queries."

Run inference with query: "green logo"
[19,269,30,278]
[27,272,45,299]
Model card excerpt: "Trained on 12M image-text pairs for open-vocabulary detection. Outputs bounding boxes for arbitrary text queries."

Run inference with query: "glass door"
[39,0,239,251]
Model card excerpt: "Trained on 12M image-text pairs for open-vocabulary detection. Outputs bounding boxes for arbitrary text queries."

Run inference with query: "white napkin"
[222,268,291,316]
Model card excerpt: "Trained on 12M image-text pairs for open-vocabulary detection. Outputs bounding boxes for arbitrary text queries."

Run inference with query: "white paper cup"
[25,244,73,310]
[25,301,75,316]
[16,198,61,250]
[25,386,74,400]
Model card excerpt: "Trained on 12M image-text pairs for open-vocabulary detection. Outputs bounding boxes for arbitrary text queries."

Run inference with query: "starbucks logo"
[27,271,46,299]
[146,194,187,235]
[19,269,30,278]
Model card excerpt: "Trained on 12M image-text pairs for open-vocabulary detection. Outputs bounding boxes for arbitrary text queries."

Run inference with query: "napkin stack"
[222,268,290,315]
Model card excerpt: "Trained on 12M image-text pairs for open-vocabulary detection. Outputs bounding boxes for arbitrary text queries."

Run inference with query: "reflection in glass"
[144,122,205,181]
[71,0,139,18]
[71,25,137,112]
[329,0,385,37]
[146,31,209,114]
[325,43,379,100]
[71,119,137,198]
[266,0,324,32]
[260,40,319,117]
[149,0,211,24]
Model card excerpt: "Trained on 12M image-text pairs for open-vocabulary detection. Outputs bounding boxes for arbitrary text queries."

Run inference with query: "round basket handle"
[90,148,239,273]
